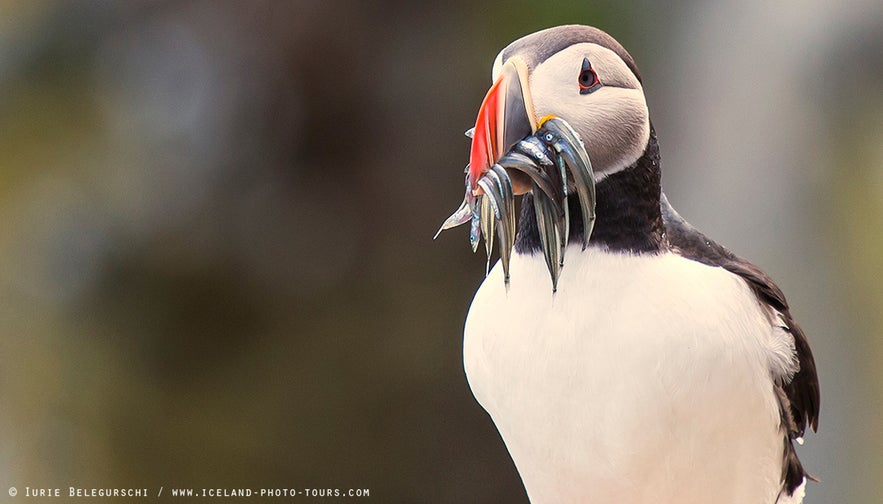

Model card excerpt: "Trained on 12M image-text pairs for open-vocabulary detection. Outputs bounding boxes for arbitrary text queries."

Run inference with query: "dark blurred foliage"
[0,1,881,503]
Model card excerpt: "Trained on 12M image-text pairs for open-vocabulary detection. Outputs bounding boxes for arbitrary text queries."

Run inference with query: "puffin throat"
[515,124,664,254]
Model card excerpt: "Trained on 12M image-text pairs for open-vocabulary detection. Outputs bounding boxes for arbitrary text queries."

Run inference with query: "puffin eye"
[578,57,600,94]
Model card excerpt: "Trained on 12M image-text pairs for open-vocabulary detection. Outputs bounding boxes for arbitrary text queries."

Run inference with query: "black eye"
[578,57,600,94]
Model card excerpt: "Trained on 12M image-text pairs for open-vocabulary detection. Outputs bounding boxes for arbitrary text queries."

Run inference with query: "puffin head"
[469,25,650,192]
[438,25,654,289]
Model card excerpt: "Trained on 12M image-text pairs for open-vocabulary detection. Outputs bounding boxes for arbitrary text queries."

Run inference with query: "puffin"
[441,25,819,503]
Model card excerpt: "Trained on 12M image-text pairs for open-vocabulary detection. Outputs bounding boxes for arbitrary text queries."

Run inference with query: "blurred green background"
[1,1,881,502]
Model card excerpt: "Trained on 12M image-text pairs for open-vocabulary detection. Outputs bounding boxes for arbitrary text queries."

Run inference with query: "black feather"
[516,125,665,254]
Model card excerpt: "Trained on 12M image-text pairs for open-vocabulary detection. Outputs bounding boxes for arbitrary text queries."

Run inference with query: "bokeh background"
[1,1,881,502]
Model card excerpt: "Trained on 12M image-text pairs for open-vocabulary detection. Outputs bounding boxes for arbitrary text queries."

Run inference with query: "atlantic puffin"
[440,25,819,503]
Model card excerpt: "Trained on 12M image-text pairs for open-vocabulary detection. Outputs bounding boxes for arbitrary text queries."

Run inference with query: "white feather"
[529,43,650,176]
[464,247,800,504]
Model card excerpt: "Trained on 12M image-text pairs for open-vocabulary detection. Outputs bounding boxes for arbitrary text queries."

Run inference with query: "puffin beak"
[468,57,537,195]
[435,57,536,283]
[436,57,595,290]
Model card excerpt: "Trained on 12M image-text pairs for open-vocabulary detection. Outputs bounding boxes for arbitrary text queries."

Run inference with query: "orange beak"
[468,57,537,195]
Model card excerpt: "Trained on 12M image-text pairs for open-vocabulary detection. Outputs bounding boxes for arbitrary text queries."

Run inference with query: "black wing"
[660,194,820,496]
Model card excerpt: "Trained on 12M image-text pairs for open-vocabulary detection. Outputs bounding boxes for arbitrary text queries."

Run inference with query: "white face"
[493,43,650,177]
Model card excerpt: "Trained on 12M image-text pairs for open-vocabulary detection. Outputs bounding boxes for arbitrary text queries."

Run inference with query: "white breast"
[464,247,799,504]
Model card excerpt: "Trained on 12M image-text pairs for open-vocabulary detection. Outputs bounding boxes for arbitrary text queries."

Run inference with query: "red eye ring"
[578,57,601,94]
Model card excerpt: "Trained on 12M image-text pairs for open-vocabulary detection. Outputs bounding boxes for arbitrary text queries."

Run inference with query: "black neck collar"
[514,125,665,254]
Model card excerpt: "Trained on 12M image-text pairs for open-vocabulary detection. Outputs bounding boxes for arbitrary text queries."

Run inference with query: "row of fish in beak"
[436,117,596,291]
